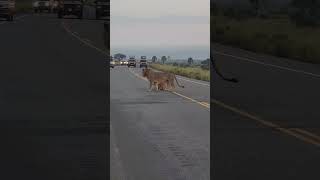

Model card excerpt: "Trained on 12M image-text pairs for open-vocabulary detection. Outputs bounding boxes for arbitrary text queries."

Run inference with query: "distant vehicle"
[110,56,115,68]
[114,60,120,66]
[127,57,136,68]
[51,0,58,13]
[120,60,127,66]
[0,0,15,21]
[94,0,109,20]
[33,1,51,13]
[57,0,83,19]
[140,56,147,68]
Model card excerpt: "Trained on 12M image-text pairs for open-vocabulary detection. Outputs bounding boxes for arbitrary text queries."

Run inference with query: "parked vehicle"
[94,0,108,20]
[120,60,128,66]
[127,57,136,68]
[51,0,59,13]
[140,56,147,68]
[57,0,83,19]
[33,0,51,13]
[0,0,15,21]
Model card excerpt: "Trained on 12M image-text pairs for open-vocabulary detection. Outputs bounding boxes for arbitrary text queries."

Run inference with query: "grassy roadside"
[149,63,210,82]
[212,15,320,64]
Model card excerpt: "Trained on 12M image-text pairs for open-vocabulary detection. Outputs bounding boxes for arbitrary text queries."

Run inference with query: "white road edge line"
[0,14,28,25]
[61,22,108,56]
[62,21,210,110]
[213,50,320,78]
[16,14,29,20]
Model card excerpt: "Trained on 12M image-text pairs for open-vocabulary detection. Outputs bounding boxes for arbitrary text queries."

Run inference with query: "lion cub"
[142,68,184,91]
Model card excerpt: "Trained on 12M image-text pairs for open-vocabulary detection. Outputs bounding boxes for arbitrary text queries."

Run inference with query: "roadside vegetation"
[212,0,320,63]
[149,62,210,82]
[16,1,33,13]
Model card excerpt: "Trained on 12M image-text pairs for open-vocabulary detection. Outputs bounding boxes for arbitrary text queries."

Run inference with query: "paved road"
[110,66,210,180]
[212,43,320,179]
[0,14,108,179]
[1,13,210,179]
[63,14,210,179]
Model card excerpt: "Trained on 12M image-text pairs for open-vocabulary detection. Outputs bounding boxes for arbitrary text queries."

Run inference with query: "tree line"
[212,0,320,27]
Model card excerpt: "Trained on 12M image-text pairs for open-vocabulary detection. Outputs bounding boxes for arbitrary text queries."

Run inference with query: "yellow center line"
[129,69,210,110]
[212,98,320,147]
[62,20,320,148]
[62,21,210,110]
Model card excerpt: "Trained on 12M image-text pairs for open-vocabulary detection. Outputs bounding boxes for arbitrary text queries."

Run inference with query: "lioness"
[142,68,184,91]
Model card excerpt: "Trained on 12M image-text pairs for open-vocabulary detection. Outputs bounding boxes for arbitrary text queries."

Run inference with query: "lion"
[142,68,184,91]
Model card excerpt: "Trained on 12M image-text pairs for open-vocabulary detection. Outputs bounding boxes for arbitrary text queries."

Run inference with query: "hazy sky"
[111,0,209,18]
[111,0,210,59]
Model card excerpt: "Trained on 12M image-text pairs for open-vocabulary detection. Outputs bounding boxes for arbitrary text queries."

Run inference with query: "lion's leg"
[159,82,164,91]
[169,78,175,90]
[148,80,153,91]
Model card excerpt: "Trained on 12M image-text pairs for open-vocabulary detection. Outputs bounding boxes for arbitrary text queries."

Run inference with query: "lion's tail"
[174,75,184,88]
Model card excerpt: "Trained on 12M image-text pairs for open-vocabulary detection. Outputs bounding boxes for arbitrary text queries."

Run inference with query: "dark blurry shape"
[248,0,260,16]
[200,58,210,70]
[57,0,83,19]
[211,57,239,83]
[161,56,167,64]
[289,0,320,27]
[103,20,109,50]
[188,57,194,65]
[33,0,51,13]
[188,57,193,65]
[151,56,157,63]
[94,0,109,20]
[0,0,15,21]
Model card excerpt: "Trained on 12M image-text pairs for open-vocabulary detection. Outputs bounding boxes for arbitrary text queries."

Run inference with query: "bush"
[172,62,179,66]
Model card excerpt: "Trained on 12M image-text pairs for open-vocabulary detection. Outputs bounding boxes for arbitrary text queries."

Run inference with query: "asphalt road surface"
[110,67,210,180]
[0,13,210,180]
[212,43,320,179]
[0,14,108,179]
[62,14,210,180]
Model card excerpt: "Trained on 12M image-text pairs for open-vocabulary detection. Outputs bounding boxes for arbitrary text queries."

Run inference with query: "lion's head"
[142,68,150,77]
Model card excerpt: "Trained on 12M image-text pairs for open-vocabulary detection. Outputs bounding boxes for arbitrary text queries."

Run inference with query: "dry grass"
[212,15,320,63]
[149,63,210,82]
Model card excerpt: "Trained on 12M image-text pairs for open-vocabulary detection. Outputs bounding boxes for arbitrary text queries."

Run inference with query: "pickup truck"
[57,0,83,19]
[139,56,148,68]
[127,57,136,68]
[0,0,15,21]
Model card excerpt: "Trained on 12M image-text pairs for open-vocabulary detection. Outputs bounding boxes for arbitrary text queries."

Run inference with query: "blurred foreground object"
[0,0,15,21]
